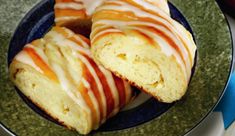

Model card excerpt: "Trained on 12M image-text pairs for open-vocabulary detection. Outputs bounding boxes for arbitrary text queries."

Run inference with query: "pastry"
[54,0,103,25]
[54,0,105,35]
[54,0,169,26]
[9,26,133,134]
[54,0,169,35]
[90,0,197,103]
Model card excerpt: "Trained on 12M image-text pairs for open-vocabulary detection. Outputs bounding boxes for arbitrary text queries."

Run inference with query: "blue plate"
[8,0,194,132]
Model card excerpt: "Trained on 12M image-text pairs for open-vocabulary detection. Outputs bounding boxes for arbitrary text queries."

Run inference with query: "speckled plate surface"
[0,0,233,136]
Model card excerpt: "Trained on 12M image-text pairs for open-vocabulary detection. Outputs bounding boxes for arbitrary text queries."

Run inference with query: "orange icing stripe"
[79,85,98,128]
[55,9,87,18]
[102,1,122,6]
[132,25,187,67]
[56,0,81,3]
[68,37,84,46]
[112,75,126,108]
[91,26,115,38]
[83,54,115,118]
[126,0,193,66]
[93,2,193,66]
[52,27,71,37]
[24,47,58,82]
[131,29,155,45]
[77,34,90,46]
[93,10,137,22]
[82,55,104,124]
[53,27,90,48]
[92,31,125,44]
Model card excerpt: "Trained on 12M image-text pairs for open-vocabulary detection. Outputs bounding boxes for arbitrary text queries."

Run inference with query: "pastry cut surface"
[90,0,197,103]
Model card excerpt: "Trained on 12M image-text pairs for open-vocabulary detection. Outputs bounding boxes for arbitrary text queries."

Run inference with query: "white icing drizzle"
[55,16,79,22]
[72,35,90,48]
[78,0,104,16]
[76,53,107,121]
[53,36,100,127]
[47,31,91,55]
[25,43,50,66]
[128,26,188,80]
[67,65,82,87]
[61,27,74,37]
[51,62,92,125]
[172,20,196,61]
[15,27,131,129]
[92,0,196,81]
[60,38,91,56]
[145,0,170,14]
[91,29,123,43]
[131,0,170,15]
[98,65,119,109]
[95,0,196,61]
[82,78,100,127]
[81,78,90,88]
[15,50,43,73]
[49,29,110,122]
[87,91,100,128]
[106,0,169,14]
[83,66,107,120]
[93,20,190,80]
[92,26,187,80]
[55,2,84,10]
[94,20,188,57]
[90,25,110,39]
[53,28,90,48]
[61,27,90,48]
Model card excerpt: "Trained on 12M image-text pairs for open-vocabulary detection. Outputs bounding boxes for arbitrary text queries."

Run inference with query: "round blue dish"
[7,0,194,131]
[0,0,233,136]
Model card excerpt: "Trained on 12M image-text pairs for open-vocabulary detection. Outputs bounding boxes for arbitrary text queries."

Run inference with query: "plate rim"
[0,0,233,136]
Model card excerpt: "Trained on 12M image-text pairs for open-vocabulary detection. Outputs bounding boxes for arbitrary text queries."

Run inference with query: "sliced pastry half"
[9,27,133,134]
[90,0,197,103]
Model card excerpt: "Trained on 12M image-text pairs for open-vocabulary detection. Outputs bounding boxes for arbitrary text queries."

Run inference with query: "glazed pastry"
[90,0,197,103]
[54,0,103,35]
[145,0,170,14]
[54,0,169,26]
[54,0,104,29]
[9,27,133,134]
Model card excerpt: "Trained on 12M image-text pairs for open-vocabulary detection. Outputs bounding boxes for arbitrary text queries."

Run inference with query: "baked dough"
[10,26,133,134]
[90,0,196,103]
